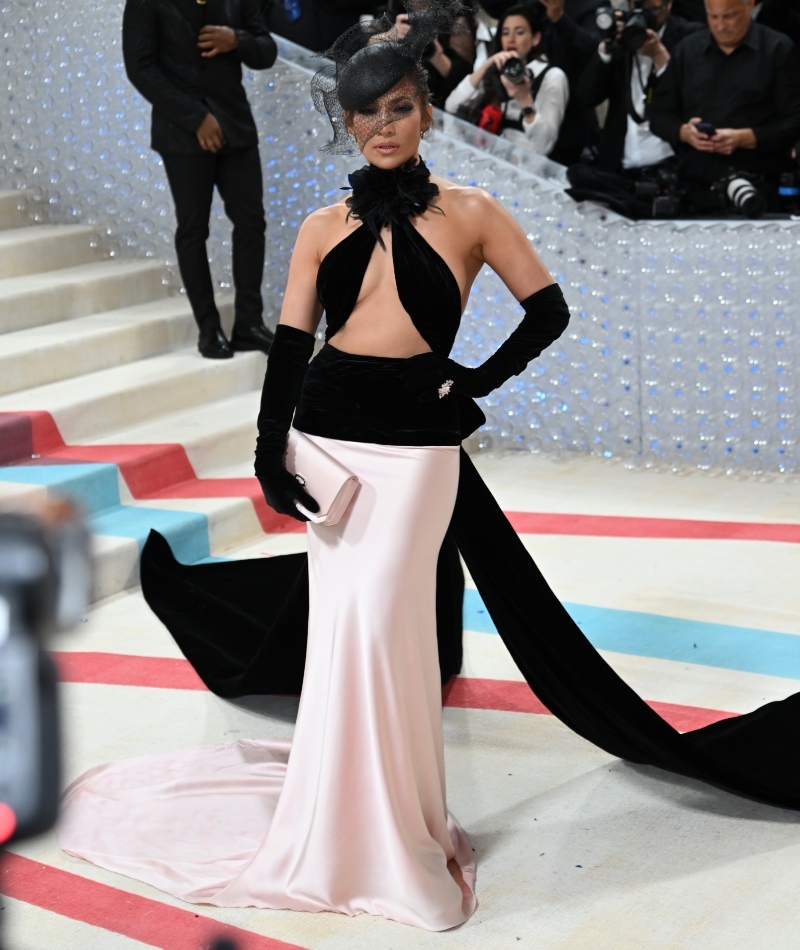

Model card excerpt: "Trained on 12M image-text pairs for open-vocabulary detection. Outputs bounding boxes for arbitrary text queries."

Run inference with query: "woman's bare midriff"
[324,184,482,359]
[327,223,434,358]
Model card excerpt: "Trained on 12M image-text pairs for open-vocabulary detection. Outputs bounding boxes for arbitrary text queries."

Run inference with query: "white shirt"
[443,58,570,157]
[474,20,493,70]
[599,27,673,169]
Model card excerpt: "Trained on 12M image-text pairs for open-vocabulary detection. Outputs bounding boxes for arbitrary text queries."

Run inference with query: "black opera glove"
[257,469,320,523]
[254,324,320,522]
[402,284,570,403]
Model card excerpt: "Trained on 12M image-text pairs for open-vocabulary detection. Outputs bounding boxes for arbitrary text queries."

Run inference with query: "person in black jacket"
[566,0,701,217]
[576,0,701,173]
[650,0,800,213]
[123,0,278,359]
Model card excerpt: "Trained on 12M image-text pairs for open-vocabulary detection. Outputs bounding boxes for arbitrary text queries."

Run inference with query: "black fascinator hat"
[311,0,470,154]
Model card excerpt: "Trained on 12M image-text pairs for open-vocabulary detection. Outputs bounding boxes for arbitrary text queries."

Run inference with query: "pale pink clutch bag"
[285,430,360,526]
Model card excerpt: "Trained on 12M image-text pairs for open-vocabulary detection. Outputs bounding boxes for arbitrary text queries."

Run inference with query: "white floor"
[7,451,800,950]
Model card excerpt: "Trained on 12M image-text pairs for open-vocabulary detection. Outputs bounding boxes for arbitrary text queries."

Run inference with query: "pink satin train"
[58,436,477,931]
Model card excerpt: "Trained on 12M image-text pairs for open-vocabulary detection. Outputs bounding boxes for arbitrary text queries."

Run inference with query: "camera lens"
[621,14,648,52]
[501,56,527,84]
[726,177,767,218]
[595,6,615,35]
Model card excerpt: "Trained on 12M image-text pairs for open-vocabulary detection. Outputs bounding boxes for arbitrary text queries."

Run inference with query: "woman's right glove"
[254,324,320,522]
[402,283,570,402]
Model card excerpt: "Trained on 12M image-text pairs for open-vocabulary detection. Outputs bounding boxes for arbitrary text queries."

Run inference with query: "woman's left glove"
[402,283,570,403]
[254,324,319,522]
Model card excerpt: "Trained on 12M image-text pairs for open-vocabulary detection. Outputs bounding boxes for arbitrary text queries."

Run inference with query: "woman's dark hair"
[490,3,547,61]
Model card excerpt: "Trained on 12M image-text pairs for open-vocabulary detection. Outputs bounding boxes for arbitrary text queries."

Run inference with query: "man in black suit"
[123,0,277,359]
[566,0,700,215]
[650,0,800,213]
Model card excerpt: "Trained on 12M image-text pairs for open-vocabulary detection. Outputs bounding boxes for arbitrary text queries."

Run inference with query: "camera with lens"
[595,0,657,54]
[487,55,533,102]
[0,502,91,847]
[712,172,767,218]
[631,164,683,217]
[500,55,532,85]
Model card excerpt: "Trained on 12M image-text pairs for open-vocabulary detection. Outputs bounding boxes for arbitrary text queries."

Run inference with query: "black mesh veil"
[310,0,470,154]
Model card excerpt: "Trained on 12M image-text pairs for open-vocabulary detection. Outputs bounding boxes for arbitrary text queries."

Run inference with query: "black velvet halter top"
[315,161,462,357]
[295,161,483,447]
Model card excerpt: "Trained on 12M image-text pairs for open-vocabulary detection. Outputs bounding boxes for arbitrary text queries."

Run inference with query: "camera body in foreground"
[0,505,90,845]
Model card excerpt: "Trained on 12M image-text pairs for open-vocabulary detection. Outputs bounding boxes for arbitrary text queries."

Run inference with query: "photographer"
[394,9,479,106]
[444,4,569,156]
[649,0,800,214]
[567,0,701,215]
[481,0,603,162]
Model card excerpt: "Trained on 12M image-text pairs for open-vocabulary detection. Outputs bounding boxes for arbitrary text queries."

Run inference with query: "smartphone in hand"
[695,121,716,137]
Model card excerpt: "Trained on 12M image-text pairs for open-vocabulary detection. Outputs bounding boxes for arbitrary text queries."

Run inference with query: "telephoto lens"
[594,5,616,41]
[726,177,767,218]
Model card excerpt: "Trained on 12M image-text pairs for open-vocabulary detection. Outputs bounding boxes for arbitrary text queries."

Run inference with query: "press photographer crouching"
[444,4,569,157]
[567,0,702,217]
[648,0,800,216]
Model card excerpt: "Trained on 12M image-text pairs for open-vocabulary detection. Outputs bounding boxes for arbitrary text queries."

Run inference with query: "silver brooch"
[438,379,454,399]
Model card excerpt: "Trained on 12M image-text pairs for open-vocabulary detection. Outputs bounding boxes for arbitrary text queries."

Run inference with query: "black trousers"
[162,147,266,332]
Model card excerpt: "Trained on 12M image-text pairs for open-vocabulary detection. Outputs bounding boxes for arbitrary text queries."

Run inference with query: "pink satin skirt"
[58,436,476,931]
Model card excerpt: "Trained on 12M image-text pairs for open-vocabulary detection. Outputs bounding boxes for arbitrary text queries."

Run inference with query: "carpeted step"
[93,390,261,478]
[0,189,33,230]
[0,296,234,396]
[0,347,267,443]
[0,224,98,280]
[0,258,167,335]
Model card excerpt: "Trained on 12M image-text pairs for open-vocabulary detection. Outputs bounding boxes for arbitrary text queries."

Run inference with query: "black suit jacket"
[123,0,277,155]
[576,15,702,172]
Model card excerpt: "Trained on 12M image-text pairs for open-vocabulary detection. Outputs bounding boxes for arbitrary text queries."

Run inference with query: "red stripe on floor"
[54,652,737,733]
[505,511,800,544]
[55,652,208,691]
[0,852,305,950]
[442,676,738,732]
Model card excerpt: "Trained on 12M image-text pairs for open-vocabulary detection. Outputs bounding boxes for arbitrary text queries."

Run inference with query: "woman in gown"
[59,0,800,933]
[57,4,564,930]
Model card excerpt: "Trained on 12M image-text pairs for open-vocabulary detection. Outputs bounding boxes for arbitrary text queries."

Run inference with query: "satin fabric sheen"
[58,436,476,931]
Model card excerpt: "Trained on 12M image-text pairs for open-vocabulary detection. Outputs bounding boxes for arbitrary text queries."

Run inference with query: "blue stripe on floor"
[0,463,211,564]
[463,588,800,680]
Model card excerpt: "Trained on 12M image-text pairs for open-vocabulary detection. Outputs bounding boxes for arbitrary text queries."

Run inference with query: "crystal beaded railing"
[1,2,797,475]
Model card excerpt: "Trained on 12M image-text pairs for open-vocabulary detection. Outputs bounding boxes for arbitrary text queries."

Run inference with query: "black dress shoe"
[230,323,275,354]
[198,327,234,360]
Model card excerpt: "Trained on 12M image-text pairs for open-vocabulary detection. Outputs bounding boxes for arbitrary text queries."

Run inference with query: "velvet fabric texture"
[345,161,442,244]
[316,216,462,357]
[143,448,800,811]
[294,344,463,446]
[141,528,465,698]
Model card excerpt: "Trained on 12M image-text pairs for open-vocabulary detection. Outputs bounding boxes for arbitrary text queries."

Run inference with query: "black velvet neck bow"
[345,160,440,245]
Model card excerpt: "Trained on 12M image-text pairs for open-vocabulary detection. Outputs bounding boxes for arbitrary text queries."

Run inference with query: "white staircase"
[0,190,271,601]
